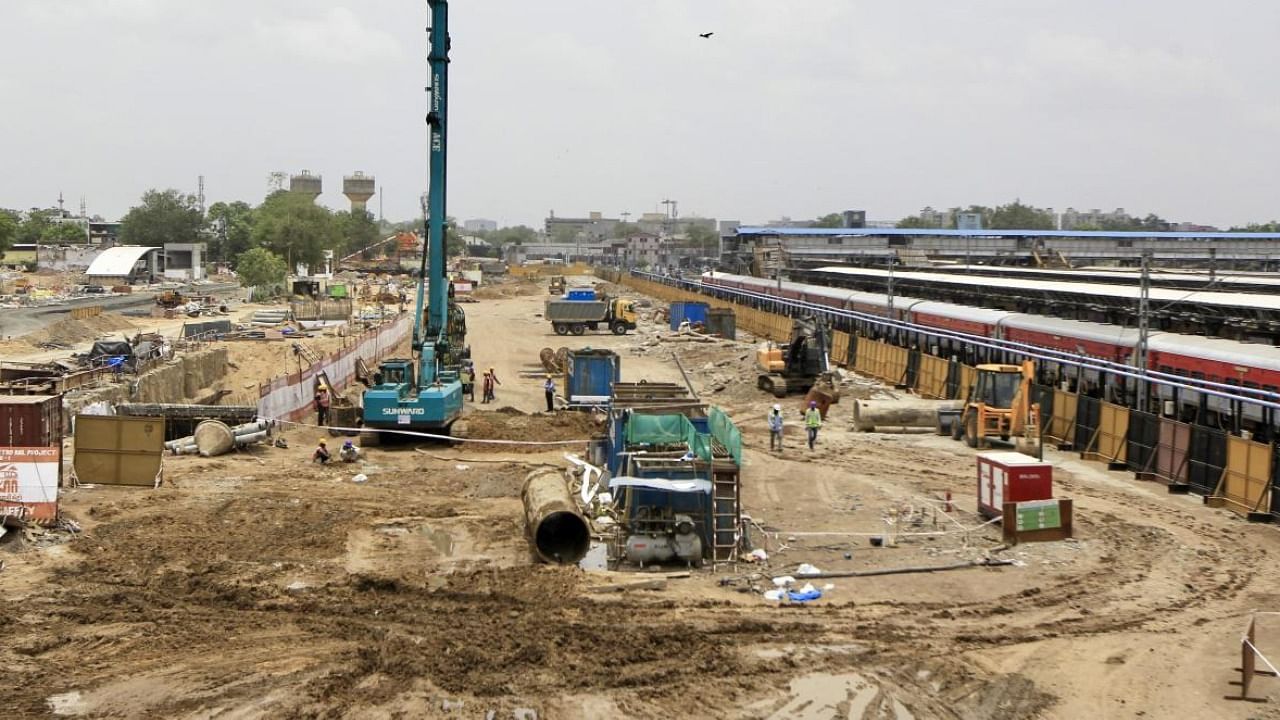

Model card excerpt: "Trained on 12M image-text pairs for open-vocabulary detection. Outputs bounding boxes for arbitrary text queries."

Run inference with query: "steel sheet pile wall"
[257,314,412,423]
[611,270,1280,522]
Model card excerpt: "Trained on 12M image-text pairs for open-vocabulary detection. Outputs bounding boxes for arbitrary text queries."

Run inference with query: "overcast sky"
[2,0,1278,228]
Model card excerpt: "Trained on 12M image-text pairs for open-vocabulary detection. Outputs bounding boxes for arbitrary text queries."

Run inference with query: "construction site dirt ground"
[7,274,1280,719]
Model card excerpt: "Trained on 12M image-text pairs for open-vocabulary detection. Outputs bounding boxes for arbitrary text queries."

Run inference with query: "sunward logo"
[382,408,426,415]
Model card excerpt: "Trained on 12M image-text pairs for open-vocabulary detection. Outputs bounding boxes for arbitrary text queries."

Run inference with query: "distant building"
[545,211,619,242]
[89,220,121,246]
[1060,207,1130,230]
[463,218,498,233]
[162,243,206,281]
[85,246,161,285]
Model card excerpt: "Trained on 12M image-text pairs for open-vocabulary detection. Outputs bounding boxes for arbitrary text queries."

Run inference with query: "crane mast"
[358,0,464,434]
[415,0,451,358]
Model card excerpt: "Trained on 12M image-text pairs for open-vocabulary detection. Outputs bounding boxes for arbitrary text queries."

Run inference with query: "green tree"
[610,221,641,238]
[336,209,380,257]
[41,222,88,244]
[488,225,538,246]
[551,225,579,244]
[989,200,1055,230]
[1231,221,1280,232]
[235,247,287,288]
[812,213,844,228]
[0,210,17,257]
[1138,213,1168,231]
[206,200,255,261]
[446,218,465,257]
[685,224,719,256]
[896,215,931,229]
[251,191,341,270]
[119,189,205,246]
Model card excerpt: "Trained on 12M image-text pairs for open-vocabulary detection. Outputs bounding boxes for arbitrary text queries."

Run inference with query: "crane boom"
[417,0,451,352]
[359,0,465,434]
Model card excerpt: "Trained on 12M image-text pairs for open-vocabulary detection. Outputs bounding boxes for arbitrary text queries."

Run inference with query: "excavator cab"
[756,316,839,400]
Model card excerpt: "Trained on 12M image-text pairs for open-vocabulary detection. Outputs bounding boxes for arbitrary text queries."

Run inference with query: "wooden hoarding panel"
[74,415,165,487]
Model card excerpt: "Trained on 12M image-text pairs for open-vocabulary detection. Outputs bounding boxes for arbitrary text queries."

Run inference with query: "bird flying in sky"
[699,32,714,38]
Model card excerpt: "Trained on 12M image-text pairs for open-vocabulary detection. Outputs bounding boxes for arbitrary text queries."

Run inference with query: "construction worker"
[768,403,784,452]
[338,439,360,463]
[804,400,822,450]
[544,374,557,412]
[459,362,475,402]
[313,439,331,464]
[314,384,331,427]
[482,367,500,404]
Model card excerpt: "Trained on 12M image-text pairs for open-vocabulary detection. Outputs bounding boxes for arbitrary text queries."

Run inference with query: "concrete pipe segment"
[853,398,964,432]
[193,420,236,457]
[521,467,591,565]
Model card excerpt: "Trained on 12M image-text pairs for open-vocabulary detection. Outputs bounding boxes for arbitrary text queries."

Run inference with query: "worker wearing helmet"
[314,383,331,427]
[313,439,331,464]
[768,403,784,453]
[804,400,822,450]
[339,439,360,463]
[459,361,475,402]
[543,374,557,413]
[482,367,500,404]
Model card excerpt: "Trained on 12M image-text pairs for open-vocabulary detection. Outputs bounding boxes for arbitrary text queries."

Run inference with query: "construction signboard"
[0,446,61,522]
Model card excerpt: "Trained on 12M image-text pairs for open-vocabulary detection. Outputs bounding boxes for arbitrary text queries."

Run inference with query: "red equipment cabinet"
[977,452,1053,520]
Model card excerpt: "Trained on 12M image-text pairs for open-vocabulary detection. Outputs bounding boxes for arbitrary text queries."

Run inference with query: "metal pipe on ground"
[852,399,963,432]
[521,467,591,565]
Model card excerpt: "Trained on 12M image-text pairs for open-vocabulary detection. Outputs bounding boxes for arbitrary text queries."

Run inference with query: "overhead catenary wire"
[642,271,1280,412]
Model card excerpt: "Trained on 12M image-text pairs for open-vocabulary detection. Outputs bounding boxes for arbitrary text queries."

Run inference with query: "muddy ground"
[6,274,1280,719]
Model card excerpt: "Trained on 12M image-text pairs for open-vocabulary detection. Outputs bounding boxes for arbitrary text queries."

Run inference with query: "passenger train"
[697,272,1280,435]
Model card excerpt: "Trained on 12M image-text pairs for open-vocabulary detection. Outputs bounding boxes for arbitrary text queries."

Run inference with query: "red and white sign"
[0,446,60,522]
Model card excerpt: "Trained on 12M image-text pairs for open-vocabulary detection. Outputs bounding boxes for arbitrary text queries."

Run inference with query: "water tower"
[289,170,322,202]
[343,171,376,213]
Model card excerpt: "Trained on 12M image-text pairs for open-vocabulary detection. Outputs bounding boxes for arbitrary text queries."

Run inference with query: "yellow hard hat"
[318,439,327,445]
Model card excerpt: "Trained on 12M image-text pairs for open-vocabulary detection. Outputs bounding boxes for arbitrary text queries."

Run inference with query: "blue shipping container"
[669,301,710,330]
[566,289,597,301]
[566,350,620,406]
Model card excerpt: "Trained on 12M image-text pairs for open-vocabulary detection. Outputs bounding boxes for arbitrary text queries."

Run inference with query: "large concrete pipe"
[853,399,964,432]
[521,467,591,565]
[194,420,235,457]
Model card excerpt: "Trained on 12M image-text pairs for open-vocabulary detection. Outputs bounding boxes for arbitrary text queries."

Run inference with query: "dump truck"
[545,295,638,335]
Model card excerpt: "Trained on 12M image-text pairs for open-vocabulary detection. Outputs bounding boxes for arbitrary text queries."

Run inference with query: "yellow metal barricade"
[1091,402,1130,464]
[916,355,949,398]
[830,331,850,366]
[1046,390,1077,445]
[1221,436,1273,516]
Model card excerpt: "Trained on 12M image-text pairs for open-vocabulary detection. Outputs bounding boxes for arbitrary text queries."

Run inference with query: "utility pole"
[886,255,896,315]
[1137,249,1151,413]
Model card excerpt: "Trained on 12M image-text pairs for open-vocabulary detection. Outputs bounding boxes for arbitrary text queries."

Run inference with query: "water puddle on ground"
[758,672,915,720]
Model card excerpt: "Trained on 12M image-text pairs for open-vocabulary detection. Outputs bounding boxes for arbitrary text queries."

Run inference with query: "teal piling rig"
[361,0,466,433]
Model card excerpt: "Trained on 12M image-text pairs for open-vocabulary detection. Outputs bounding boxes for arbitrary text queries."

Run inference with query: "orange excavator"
[952,360,1041,452]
